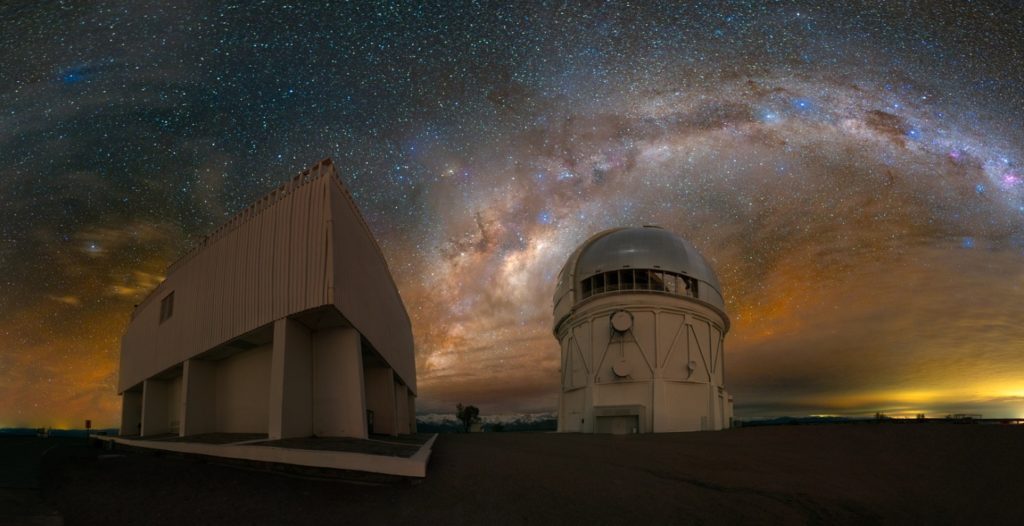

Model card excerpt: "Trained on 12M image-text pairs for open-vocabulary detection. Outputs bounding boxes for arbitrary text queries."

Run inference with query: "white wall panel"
[215,344,271,434]
[120,160,416,397]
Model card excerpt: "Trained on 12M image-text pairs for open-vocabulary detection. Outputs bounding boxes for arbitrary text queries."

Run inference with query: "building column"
[182,359,217,436]
[407,391,417,434]
[312,326,367,439]
[394,383,410,435]
[141,379,168,436]
[120,388,143,436]
[365,367,398,436]
[269,318,313,439]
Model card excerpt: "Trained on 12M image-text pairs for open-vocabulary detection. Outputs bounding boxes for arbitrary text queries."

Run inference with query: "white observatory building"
[553,226,733,433]
[118,158,417,442]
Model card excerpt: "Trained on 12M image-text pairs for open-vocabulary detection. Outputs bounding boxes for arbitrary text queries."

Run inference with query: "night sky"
[2,1,1023,428]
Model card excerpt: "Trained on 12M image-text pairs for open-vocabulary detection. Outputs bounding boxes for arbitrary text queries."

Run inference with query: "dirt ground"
[22,424,1024,525]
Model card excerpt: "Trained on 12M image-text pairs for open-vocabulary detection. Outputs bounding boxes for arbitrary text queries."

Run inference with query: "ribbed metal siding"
[120,161,335,391]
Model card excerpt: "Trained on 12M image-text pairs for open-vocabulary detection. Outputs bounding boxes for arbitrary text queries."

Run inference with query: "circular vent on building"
[610,310,633,332]
[613,359,632,377]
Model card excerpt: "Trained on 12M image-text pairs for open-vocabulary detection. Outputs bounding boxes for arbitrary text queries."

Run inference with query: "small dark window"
[606,271,619,292]
[160,292,174,323]
[621,269,635,290]
[593,273,605,294]
[636,270,650,290]
[581,278,592,299]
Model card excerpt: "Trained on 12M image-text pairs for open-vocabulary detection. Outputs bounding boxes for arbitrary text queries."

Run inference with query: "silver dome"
[553,226,726,332]
[576,227,723,290]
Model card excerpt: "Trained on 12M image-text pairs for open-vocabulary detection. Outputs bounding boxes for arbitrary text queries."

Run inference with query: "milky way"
[1,2,1022,426]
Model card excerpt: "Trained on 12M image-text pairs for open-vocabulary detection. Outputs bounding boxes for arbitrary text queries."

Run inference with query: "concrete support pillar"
[269,318,313,439]
[313,327,367,439]
[365,366,398,436]
[120,388,143,436]
[182,359,217,436]
[394,383,410,435]
[141,379,168,436]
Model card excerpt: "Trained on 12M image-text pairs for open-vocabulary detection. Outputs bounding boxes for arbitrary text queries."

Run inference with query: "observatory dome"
[551,225,734,433]
[553,226,726,332]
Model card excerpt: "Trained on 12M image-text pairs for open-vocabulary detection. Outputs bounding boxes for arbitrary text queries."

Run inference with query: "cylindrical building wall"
[554,227,733,433]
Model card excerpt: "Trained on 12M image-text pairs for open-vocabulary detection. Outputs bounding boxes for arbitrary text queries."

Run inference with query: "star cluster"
[1,1,1023,426]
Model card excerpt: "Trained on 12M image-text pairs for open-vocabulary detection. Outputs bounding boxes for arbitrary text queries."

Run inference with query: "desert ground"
[6,423,1023,525]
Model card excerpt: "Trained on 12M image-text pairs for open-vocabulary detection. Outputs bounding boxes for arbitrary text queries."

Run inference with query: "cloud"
[109,270,165,300]
[729,245,1024,416]
[47,295,81,306]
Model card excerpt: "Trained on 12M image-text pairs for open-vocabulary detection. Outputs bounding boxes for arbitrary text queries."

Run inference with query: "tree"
[456,403,480,432]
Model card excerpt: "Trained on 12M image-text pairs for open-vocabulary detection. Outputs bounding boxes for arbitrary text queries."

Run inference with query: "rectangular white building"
[119,158,416,440]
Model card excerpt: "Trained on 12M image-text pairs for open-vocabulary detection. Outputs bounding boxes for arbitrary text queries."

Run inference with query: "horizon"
[3,405,1020,432]
[7,411,1020,432]
[3,2,1023,429]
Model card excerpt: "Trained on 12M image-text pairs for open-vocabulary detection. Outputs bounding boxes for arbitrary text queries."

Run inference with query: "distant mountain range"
[416,412,558,432]
[3,414,997,438]
[0,427,119,437]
